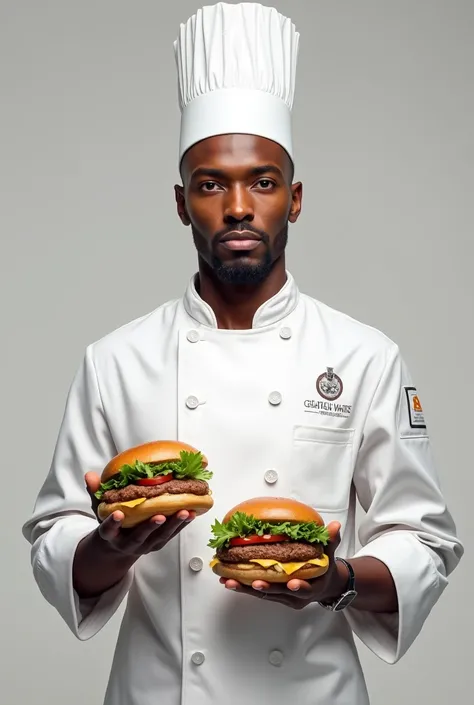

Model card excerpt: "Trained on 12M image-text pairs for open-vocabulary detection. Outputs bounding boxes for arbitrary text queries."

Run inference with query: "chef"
[22,3,463,704]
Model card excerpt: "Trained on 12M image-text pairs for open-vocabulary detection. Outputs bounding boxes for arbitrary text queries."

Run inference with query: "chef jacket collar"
[183,270,299,329]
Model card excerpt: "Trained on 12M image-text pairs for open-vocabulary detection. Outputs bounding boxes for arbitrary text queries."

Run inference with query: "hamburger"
[208,496,330,585]
[94,440,213,528]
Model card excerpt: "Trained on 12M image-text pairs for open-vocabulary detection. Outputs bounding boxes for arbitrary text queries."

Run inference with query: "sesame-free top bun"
[100,440,208,483]
[223,496,324,527]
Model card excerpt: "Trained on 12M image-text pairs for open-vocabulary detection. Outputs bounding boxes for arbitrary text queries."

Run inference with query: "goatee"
[192,224,288,286]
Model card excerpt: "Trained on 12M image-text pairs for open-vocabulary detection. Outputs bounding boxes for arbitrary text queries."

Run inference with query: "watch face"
[334,591,358,612]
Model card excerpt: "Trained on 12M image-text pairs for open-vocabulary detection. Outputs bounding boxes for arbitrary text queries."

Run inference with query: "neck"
[196,256,287,330]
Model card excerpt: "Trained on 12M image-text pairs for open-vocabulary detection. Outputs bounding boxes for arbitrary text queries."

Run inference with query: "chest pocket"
[290,425,355,513]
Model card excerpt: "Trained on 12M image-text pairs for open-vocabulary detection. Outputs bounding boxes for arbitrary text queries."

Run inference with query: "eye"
[200,181,221,192]
[256,179,275,189]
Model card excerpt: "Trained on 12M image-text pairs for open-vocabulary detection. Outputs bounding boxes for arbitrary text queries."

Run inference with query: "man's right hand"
[85,471,196,557]
[72,472,196,599]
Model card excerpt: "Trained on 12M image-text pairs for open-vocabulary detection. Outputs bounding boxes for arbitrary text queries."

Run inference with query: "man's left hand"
[219,521,347,610]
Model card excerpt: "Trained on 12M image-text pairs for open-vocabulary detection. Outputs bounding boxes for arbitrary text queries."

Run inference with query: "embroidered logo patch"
[405,387,426,429]
[316,367,343,401]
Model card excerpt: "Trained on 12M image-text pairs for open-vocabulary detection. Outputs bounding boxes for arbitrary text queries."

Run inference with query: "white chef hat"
[173,2,300,163]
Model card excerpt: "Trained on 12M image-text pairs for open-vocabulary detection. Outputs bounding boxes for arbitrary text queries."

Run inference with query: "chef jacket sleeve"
[22,344,134,640]
[344,343,463,663]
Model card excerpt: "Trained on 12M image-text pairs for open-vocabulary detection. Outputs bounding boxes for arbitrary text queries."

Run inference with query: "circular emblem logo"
[316,367,343,401]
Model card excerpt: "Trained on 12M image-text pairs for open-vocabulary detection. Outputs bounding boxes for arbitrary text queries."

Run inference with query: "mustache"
[212,222,270,244]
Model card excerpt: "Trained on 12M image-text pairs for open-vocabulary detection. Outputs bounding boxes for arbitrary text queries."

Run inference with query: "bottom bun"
[97,492,214,528]
[212,560,329,585]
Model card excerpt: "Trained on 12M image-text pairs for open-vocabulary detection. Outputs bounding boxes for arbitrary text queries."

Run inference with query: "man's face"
[175,134,302,285]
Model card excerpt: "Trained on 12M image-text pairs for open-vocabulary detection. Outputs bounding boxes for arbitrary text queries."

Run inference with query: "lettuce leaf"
[208,511,330,550]
[95,450,212,499]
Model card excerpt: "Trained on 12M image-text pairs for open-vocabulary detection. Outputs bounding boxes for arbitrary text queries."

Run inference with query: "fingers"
[97,511,125,542]
[219,578,306,609]
[251,579,313,597]
[140,511,195,552]
[285,579,313,592]
[103,510,196,555]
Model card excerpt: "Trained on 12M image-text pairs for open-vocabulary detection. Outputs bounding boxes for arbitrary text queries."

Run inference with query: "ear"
[174,185,191,226]
[288,182,302,224]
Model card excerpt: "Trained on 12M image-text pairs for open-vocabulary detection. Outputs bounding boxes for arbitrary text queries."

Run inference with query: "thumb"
[85,471,101,495]
[325,521,341,557]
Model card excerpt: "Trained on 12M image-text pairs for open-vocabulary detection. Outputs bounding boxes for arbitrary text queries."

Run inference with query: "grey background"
[1,0,472,703]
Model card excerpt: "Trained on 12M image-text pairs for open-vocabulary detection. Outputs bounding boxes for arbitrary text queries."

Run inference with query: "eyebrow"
[190,164,284,181]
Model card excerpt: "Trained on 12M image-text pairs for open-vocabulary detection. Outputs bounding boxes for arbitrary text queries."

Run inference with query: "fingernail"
[113,515,122,522]
[154,519,165,525]
[253,586,263,591]
[226,585,236,590]
[289,586,300,592]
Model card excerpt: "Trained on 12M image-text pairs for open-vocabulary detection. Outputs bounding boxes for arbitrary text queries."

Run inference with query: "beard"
[192,224,288,286]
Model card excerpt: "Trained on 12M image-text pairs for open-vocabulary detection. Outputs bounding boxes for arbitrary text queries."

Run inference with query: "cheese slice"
[249,555,329,575]
[117,498,147,508]
[209,554,329,575]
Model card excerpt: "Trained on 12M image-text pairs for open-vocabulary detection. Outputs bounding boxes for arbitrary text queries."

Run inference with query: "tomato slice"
[229,534,289,547]
[137,475,173,486]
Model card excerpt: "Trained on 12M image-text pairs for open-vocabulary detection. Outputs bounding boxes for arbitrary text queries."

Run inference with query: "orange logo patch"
[413,395,423,412]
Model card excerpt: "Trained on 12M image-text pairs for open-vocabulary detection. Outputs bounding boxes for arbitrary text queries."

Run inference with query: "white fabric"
[22,272,463,705]
[174,2,299,160]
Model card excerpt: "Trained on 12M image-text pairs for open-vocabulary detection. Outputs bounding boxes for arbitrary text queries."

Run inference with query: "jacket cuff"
[31,517,133,640]
[343,531,447,663]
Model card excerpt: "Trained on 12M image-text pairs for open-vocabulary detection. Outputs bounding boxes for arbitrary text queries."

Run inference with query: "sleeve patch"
[400,386,428,438]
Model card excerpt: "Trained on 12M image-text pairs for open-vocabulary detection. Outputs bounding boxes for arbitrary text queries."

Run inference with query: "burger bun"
[212,560,328,585]
[98,492,214,528]
[101,439,208,484]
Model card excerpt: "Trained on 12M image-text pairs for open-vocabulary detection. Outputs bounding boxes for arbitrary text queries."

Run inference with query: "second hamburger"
[208,496,330,585]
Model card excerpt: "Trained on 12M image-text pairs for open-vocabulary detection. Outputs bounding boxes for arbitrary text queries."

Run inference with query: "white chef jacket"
[22,272,463,705]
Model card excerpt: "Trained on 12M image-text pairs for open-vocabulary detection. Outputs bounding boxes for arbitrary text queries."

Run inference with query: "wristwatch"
[318,557,357,612]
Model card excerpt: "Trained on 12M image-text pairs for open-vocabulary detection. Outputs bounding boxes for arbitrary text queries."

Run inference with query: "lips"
[219,231,262,251]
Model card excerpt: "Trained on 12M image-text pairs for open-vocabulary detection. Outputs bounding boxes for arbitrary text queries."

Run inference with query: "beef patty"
[103,479,209,504]
[216,541,323,564]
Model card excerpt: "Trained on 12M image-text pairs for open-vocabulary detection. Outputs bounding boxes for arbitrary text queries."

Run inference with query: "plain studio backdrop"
[1,1,472,703]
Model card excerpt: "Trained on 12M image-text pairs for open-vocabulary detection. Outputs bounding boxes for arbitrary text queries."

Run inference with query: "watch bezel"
[332,589,358,611]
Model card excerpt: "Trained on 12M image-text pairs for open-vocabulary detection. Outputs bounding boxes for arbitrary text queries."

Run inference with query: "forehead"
[181,134,292,176]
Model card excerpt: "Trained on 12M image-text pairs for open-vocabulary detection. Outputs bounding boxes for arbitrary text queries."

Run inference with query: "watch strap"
[335,557,355,591]
[318,557,357,612]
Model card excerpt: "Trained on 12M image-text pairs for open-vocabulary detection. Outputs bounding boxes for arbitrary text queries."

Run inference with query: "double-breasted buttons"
[185,395,200,410]
[264,469,278,484]
[268,649,284,666]
[191,651,205,665]
[189,557,203,572]
[186,329,200,343]
[268,391,282,406]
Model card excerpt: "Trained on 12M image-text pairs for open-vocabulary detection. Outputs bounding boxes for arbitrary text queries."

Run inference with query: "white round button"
[280,326,292,340]
[191,651,205,665]
[269,649,284,666]
[264,469,278,484]
[268,391,282,406]
[187,330,200,343]
[189,557,203,572]
[186,395,199,410]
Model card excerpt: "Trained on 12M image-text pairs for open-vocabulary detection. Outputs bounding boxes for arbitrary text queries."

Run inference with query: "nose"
[223,184,254,224]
